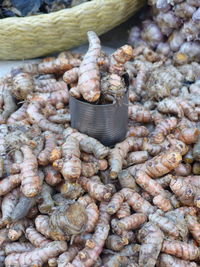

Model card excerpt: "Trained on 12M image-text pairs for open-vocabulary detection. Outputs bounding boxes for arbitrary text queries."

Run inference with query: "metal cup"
[69,74,129,147]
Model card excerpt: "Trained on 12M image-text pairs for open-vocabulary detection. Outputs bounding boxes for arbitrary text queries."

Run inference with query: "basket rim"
[0,0,111,22]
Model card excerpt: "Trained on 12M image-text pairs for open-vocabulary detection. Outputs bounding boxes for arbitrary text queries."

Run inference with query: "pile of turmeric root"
[0,31,200,267]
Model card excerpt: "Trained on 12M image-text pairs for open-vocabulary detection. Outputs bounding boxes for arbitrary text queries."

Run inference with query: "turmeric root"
[10,194,37,221]
[5,240,67,266]
[149,210,180,238]
[100,73,126,103]
[193,135,200,162]
[109,137,142,179]
[69,202,110,267]
[38,183,54,214]
[63,67,79,84]
[54,136,81,181]
[186,214,200,244]
[138,222,164,267]
[116,202,131,219]
[12,71,34,100]
[35,81,68,93]
[43,165,62,186]
[25,226,51,248]
[109,45,133,76]
[84,202,99,233]
[76,31,101,102]
[126,126,149,137]
[105,235,128,252]
[151,117,178,144]
[27,102,64,133]
[174,163,191,176]
[8,218,33,241]
[170,177,199,206]
[135,149,182,178]
[79,136,109,160]
[126,151,148,167]
[49,202,88,241]
[134,170,168,198]
[161,240,200,260]
[118,169,139,191]
[0,188,20,228]
[158,253,198,267]
[107,188,156,215]
[0,174,21,196]
[38,57,81,74]
[38,131,56,166]
[0,87,17,124]
[117,213,147,231]
[157,98,183,118]
[152,194,173,212]
[57,245,82,267]
[129,105,152,123]
[78,176,112,201]
[5,242,34,255]
[20,145,41,197]
[7,103,28,124]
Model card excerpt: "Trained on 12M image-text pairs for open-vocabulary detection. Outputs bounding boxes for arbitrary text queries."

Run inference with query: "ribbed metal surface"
[70,91,129,147]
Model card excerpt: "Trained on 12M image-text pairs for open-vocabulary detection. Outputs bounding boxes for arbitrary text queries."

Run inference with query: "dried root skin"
[170,178,197,206]
[126,151,149,166]
[0,174,21,196]
[161,240,200,260]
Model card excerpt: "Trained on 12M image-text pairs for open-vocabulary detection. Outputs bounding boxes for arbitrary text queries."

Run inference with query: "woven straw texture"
[0,0,146,60]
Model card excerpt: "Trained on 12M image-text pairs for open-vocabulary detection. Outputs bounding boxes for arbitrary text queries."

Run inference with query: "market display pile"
[0,30,200,267]
[128,0,200,64]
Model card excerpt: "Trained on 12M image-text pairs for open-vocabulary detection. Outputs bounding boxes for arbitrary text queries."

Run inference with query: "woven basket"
[0,0,146,60]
